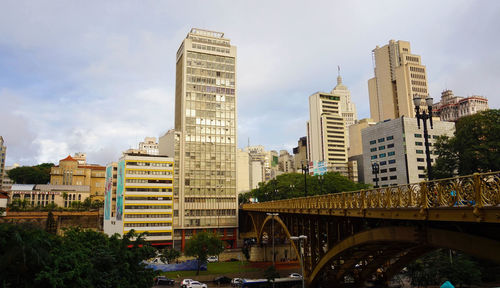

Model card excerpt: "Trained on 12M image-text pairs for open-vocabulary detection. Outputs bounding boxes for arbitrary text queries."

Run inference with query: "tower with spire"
[330,66,357,147]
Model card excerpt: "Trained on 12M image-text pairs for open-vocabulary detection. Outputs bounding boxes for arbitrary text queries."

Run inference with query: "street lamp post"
[318,175,324,194]
[290,235,307,288]
[267,213,279,267]
[413,95,434,180]
[371,161,380,188]
[301,160,309,197]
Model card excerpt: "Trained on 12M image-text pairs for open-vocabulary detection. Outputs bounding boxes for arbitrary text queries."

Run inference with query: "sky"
[1,0,499,166]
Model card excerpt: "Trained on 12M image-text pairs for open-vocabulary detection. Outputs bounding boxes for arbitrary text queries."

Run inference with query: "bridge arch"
[308,226,500,287]
[256,214,300,263]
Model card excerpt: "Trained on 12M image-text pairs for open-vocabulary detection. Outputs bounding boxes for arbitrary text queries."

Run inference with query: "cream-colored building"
[103,153,174,246]
[308,92,348,176]
[362,117,455,186]
[9,184,90,208]
[2,163,20,192]
[348,118,376,183]
[0,136,6,191]
[278,150,294,174]
[50,154,106,200]
[236,148,250,194]
[139,137,160,155]
[368,40,429,122]
[331,70,357,147]
[293,136,308,172]
[173,28,238,250]
[433,90,489,122]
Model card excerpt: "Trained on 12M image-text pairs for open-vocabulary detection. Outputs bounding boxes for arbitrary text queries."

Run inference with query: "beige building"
[293,136,308,172]
[433,90,489,122]
[331,70,357,147]
[139,137,160,155]
[368,40,429,122]
[362,117,455,186]
[0,136,5,191]
[2,163,20,192]
[236,148,250,194]
[308,92,348,176]
[173,28,238,250]
[278,150,294,174]
[50,154,106,200]
[348,119,376,183]
[9,184,90,208]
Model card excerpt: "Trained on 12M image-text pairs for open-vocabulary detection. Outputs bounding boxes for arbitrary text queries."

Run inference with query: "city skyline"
[1,1,499,166]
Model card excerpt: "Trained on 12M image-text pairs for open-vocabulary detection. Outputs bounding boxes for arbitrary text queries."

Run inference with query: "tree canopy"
[184,231,224,275]
[240,172,369,203]
[0,223,157,288]
[433,109,500,178]
[7,163,54,184]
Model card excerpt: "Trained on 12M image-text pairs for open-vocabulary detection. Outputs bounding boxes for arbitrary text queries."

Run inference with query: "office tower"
[0,136,6,191]
[308,92,348,176]
[433,90,489,122]
[368,40,429,122]
[362,117,454,186]
[330,68,357,147]
[293,136,308,172]
[245,145,279,184]
[174,28,238,250]
[103,153,174,246]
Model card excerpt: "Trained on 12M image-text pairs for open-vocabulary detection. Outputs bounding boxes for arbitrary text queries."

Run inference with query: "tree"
[184,231,224,275]
[7,163,54,184]
[264,265,280,286]
[432,110,500,178]
[160,247,181,264]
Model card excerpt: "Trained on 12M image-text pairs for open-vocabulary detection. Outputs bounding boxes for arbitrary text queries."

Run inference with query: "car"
[207,255,219,263]
[181,279,194,288]
[214,276,232,284]
[288,273,302,279]
[155,276,175,286]
[186,281,207,288]
[231,278,243,287]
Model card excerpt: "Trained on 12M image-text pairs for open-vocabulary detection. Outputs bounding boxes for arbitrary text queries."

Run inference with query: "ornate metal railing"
[242,172,500,211]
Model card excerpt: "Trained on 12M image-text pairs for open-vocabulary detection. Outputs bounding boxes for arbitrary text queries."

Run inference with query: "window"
[388,151,395,156]
[414,133,422,138]
[418,166,425,170]
[379,153,386,158]
[379,146,385,150]
[416,150,424,154]
[370,148,377,152]
[417,158,424,162]
[380,161,387,166]
[380,169,387,173]
[389,167,396,172]
[387,143,394,148]
[381,177,388,181]
[390,175,397,180]
[371,155,377,160]
[415,142,423,146]
[388,159,396,164]
[432,135,439,139]
[418,174,426,179]
[378,138,385,143]
[387,136,394,140]
[369,140,376,145]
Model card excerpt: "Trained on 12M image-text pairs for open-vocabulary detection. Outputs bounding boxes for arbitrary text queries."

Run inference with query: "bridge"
[240,172,500,287]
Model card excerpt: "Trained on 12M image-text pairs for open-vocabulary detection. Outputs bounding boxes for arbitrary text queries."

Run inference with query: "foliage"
[0,223,157,288]
[184,231,224,275]
[7,198,102,212]
[240,172,369,203]
[432,109,500,178]
[160,247,181,264]
[7,163,54,184]
[406,249,482,287]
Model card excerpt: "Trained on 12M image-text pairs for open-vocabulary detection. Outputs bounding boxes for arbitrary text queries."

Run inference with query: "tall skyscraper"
[368,40,429,122]
[0,136,6,191]
[173,28,238,250]
[330,68,357,147]
[308,92,348,176]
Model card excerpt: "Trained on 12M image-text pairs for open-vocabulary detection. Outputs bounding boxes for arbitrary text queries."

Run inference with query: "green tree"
[185,231,224,275]
[160,247,181,264]
[432,109,500,178]
[7,163,54,184]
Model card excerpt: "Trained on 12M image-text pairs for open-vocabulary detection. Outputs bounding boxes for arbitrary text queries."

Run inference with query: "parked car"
[186,281,207,288]
[149,257,168,264]
[231,278,243,287]
[155,276,175,286]
[288,273,302,279]
[181,279,194,288]
[207,255,219,263]
[214,276,232,284]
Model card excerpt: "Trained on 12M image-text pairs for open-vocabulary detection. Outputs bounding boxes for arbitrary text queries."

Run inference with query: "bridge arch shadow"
[308,226,500,287]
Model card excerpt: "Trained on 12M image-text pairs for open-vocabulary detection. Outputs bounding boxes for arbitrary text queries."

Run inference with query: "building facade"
[278,150,295,174]
[173,28,238,250]
[103,153,174,246]
[348,119,376,183]
[368,40,429,122]
[362,117,455,187]
[0,136,6,191]
[433,90,489,122]
[139,137,160,155]
[9,184,90,208]
[2,164,19,192]
[330,70,357,147]
[293,136,308,172]
[308,92,348,176]
[236,148,250,194]
[50,155,106,200]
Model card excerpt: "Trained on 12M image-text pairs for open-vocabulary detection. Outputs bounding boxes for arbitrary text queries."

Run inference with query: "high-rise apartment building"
[362,117,455,186]
[0,136,6,191]
[173,28,238,250]
[433,90,489,122]
[139,137,160,155]
[368,40,429,122]
[308,92,348,176]
[103,153,174,246]
[331,70,357,147]
[293,136,308,172]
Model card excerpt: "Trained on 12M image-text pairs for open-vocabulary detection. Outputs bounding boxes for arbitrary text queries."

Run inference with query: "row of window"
[144,232,172,237]
[191,43,230,54]
[124,222,172,227]
[124,196,172,201]
[125,179,172,184]
[186,68,235,81]
[184,209,237,217]
[124,214,172,219]
[125,205,172,210]
[126,162,172,168]
[371,151,396,159]
[125,188,172,192]
[369,135,394,145]
[187,51,234,63]
[126,170,172,176]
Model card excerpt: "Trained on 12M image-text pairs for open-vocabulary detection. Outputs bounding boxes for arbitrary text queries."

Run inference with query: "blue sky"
[1,0,499,166]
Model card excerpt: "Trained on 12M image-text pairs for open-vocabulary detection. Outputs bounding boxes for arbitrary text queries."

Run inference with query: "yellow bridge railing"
[242,172,500,211]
